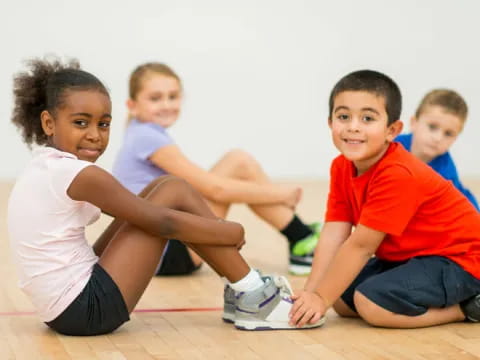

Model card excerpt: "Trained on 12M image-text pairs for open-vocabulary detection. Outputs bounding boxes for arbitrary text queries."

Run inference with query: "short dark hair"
[328,70,402,125]
[12,56,109,147]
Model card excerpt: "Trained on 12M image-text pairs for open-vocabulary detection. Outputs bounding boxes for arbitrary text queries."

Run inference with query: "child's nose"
[347,118,361,132]
[431,131,443,142]
[86,127,100,141]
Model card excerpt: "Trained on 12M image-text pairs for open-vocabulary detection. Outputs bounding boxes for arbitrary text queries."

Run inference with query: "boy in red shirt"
[289,70,480,328]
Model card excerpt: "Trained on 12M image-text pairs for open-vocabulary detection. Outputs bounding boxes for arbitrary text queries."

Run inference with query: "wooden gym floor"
[1,180,480,360]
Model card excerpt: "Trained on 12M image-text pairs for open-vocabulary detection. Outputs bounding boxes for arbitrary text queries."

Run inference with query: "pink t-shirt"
[7,147,100,322]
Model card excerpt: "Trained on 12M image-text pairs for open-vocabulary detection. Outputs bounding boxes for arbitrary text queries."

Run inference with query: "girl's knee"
[354,290,392,326]
[146,176,193,202]
[225,149,257,173]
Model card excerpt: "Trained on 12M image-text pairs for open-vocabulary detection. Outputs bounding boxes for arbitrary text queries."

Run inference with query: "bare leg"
[207,149,295,229]
[95,176,250,312]
[93,176,171,257]
[333,298,359,318]
[353,291,465,328]
[189,149,301,267]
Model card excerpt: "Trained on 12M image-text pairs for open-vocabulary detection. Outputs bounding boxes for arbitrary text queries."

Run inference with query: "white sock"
[230,269,264,292]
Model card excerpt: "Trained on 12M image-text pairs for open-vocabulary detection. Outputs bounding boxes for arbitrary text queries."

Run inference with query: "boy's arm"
[303,221,352,292]
[289,224,385,327]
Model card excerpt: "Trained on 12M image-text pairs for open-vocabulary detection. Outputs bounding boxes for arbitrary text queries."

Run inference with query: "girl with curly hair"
[7,56,324,335]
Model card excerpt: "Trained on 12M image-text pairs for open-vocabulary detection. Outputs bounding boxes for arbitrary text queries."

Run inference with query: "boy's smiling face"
[329,91,402,175]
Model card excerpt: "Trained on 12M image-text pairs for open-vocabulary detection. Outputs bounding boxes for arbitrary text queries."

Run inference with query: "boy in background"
[396,89,478,209]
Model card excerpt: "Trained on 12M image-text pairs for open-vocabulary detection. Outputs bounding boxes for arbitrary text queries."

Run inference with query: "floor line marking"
[0,307,223,317]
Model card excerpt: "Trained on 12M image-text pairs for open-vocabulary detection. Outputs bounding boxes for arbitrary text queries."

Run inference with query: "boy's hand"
[289,290,327,328]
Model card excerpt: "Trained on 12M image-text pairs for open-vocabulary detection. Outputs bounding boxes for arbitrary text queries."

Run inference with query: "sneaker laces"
[272,275,294,297]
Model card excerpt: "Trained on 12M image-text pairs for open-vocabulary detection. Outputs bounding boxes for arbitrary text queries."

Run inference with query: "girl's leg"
[207,149,294,229]
[96,176,250,312]
[354,291,464,328]
[92,176,170,257]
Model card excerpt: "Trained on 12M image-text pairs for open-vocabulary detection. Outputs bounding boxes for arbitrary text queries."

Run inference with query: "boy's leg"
[353,256,480,328]
[97,176,250,312]
[333,256,399,317]
[354,292,464,328]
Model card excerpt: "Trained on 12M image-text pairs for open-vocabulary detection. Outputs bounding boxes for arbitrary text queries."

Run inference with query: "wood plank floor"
[1,180,480,360]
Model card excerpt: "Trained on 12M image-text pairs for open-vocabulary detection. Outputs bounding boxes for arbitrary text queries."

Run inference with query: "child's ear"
[40,110,55,136]
[126,98,136,117]
[409,116,417,130]
[386,120,403,142]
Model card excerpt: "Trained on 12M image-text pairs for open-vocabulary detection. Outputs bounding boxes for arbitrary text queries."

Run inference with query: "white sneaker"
[234,275,325,330]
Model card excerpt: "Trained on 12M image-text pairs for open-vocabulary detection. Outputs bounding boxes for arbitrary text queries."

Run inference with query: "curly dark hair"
[12,56,109,147]
[328,70,402,126]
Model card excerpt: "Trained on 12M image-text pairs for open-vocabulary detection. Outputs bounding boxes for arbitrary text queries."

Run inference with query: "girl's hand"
[236,237,246,250]
[289,290,326,328]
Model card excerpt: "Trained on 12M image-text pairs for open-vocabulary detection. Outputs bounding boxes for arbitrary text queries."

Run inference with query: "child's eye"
[169,93,179,100]
[363,116,375,122]
[73,119,87,127]
[150,96,162,101]
[337,114,349,121]
[428,124,438,131]
[444,131,455,138]
[99,122,111,129]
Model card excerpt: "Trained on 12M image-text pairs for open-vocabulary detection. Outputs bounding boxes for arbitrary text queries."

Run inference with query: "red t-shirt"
[326,142,480,279]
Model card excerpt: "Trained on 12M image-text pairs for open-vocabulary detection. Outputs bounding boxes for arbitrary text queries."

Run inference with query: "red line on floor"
[0,307,223,317]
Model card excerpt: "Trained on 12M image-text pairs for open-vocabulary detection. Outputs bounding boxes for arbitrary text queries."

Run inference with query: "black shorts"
[45,263,130,336]
[341,256,480,316]
[156,239,202,276]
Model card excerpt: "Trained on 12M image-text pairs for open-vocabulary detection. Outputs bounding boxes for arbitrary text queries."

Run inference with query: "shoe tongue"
[273,276,293,296]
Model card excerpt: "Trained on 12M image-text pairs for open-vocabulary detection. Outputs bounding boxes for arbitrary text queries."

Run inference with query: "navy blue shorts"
[341,256,480,316]
[45,263,130,336]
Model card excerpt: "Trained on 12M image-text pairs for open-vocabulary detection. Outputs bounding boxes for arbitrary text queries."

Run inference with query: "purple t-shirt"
[112,119,174,194]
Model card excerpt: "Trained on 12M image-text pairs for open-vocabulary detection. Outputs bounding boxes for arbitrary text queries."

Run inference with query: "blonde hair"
[415,89,468,122]
[127,62,182,122]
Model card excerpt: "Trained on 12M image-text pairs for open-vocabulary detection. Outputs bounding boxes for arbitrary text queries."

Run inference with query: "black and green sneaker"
[288,222,321,275]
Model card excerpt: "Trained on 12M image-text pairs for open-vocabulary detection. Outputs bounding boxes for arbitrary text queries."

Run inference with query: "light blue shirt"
[112,119,174,194]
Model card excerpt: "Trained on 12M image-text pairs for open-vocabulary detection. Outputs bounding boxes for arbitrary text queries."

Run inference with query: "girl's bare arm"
[67,165,244,246]
[149,144,298,205]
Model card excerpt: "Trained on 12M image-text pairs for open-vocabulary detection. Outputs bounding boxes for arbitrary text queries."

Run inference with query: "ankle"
[230,269,264,293]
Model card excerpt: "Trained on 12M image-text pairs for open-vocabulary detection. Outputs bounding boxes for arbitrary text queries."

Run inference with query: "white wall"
[1,0,479,180]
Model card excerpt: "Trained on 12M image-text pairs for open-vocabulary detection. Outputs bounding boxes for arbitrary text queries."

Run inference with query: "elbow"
[349,238,377,259]
[154,211,178,239]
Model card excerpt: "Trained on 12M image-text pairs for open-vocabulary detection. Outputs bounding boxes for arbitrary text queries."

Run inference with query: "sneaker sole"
[288,264,311,276]
[222,313,235,323]
[234,316,325,331]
